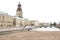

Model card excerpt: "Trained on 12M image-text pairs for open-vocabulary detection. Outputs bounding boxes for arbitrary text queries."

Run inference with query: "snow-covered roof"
[13,16,28,20]
[0,11,8,14]
[13,16,22,19]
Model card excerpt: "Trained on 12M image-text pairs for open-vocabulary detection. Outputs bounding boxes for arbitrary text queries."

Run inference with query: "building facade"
[39,23,49,28]
[0,2,48,28]
[29,20,40,27]
[0,11,13,27]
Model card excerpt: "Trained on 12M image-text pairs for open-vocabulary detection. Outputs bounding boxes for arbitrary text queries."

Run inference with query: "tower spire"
[16,2,23,18]
[18,2,21,7]
[17,2,22,11]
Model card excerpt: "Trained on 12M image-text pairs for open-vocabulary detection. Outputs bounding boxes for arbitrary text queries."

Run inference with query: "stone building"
[13,17,21,27]
[29,20,40,27]
[14,2,29,27]
[16,2,23,18]
[57,23,60,28]
[13,17,29,27]
[0,11,13,27]
[21,18,29,27]
[39,22,49,28]
[0,2,40,28]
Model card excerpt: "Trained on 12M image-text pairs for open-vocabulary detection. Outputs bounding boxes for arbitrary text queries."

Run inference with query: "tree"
[53,22,57,26]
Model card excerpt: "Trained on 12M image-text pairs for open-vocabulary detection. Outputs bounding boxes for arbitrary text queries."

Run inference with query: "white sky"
[0,0,60,23]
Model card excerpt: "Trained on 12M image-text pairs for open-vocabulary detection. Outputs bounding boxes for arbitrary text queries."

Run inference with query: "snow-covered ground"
[0,26,60,32]
[31,27,60,31]
[0,27,23,32]
[24,26,60,31]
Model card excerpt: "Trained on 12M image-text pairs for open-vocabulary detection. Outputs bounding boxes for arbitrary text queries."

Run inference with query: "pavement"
[0,31,60,40]
[0,27,25,35]
[0,26,33,35]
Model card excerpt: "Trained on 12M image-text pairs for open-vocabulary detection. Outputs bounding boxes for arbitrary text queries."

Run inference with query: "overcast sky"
[0,0,60,23]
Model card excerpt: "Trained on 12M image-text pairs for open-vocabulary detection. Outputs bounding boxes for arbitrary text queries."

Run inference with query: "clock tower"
[16,2,23,18]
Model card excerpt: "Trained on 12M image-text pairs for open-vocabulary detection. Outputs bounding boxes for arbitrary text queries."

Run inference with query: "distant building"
[57,23,60,28]
[39,22,49,27]
[29,20,40,27]
[0,2,49,28]
[0,11,13,27]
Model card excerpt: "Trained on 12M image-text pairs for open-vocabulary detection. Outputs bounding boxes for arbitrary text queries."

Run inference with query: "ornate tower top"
[16,2,23,18]
[17,2,22,11]
[18,2,21,7]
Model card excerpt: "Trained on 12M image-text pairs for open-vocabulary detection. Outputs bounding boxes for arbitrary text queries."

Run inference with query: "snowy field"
[0,26,60,32]
[31,27,60,31]
[25,26,60,31]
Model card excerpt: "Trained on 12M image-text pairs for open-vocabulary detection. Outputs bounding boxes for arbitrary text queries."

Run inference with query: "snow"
[13,16,28,20]
[25,26,34,29]
[0,27,23,32]
[0,26,60,32]
[31,27,60,31]
[25,26,60,31]
[13,17,22,19]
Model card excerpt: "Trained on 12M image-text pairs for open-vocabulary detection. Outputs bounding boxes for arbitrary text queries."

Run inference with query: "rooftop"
[0,11,8,14]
